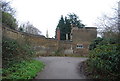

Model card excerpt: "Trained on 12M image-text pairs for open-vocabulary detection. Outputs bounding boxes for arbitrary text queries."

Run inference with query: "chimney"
[56,28,60,40]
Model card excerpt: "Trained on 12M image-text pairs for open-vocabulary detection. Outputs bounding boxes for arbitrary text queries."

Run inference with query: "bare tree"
[19,22,41,35]
[1,0,15,15]
[95,6,119,38]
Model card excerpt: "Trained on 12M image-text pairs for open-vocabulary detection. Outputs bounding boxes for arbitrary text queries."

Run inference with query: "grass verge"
[2,60,45,79]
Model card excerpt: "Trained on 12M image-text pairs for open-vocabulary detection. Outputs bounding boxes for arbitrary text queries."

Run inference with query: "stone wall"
[70,27,97,56]
[71,27,97,43]
[2,26,97,56]
[2,26,74,55]
[2,26,57,54]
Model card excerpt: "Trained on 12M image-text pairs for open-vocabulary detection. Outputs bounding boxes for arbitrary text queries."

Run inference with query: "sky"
[6,0,119,38]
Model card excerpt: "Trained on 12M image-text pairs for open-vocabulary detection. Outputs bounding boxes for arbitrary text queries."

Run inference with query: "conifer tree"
[56,13,85,40]
[57,15,66,40]
[67,13,85,28]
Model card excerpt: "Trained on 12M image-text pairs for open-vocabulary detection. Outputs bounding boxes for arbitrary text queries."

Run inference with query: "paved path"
[35,57,88,79]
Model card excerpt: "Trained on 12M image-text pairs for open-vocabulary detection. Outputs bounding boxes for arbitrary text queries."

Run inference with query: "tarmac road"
[35,57,88,79]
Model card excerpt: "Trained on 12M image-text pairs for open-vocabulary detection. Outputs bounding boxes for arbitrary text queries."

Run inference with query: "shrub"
[2,37,45,80]
[88,38,120,79]
[89,37,103,50]
[2,37,35,68]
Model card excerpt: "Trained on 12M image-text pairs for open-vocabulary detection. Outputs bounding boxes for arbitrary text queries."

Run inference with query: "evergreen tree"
[2,11,17,30]
[67,13,85,28]
[57,15,66,40]
[2,0,17,30]
[56,13,85,40]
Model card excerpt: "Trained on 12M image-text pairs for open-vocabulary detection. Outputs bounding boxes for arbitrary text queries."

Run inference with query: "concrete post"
[70,33,72,41]
[66,34,68,40]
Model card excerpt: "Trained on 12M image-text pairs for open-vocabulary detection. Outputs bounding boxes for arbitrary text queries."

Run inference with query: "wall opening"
[76,44,83,49]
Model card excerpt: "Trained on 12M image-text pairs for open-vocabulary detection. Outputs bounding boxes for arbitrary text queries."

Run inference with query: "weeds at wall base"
[35,53,88,57]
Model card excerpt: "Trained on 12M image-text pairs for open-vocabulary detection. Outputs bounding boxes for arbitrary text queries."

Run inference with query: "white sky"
[7,0,119,38]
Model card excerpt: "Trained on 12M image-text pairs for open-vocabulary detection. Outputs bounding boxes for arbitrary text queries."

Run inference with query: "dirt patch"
[78,60,93,79]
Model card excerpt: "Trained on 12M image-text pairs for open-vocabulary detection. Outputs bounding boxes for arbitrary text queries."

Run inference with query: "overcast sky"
[7,0,119,38]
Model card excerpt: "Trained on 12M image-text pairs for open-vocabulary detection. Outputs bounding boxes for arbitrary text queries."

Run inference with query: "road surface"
[35,57,88,79]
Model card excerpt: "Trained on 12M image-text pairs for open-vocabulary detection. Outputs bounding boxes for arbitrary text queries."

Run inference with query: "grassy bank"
[3,60,45,79]
[2,37,45,80]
